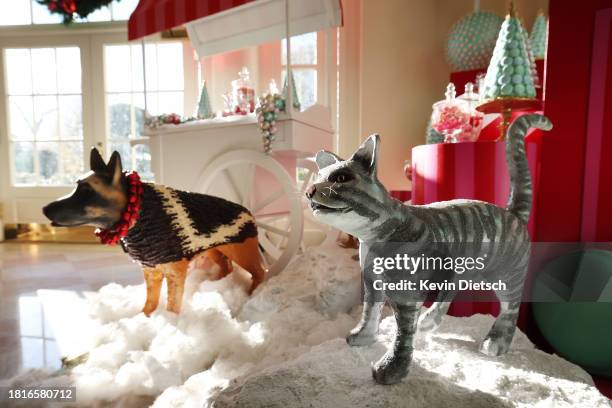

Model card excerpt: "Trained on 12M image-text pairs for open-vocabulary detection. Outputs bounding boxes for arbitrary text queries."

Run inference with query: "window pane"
[31,49,58,94]
[31,1,63,24]
[156,92,183,117]
[5,49,33,95]
[281,32,317,65]
[105,46,132,92]
[133,144,153,181]
[112,0,139,21]
[33,96,59,141]
[108,93,133,140]
[60,142,84,182]
[144,44,159,92]
[9,96,34,141]
[59,95,83,139]
[56,48,81,94]
[12,142,35,185]
[130,45,144,92]
[110,141,132,169]
[0,0,31,25]
[156,43,183,91]
[282,68,317,109]
[37,141,60,184]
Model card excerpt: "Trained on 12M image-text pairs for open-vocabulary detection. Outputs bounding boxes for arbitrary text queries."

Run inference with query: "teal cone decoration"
[521,22,541,88]
[197,81,214,119]
[446,11,503,71]
[282,71,301,110]
[530,12,548,59]
[482,5,536,99]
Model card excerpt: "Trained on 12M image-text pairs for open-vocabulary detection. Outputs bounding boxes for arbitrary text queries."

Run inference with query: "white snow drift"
[4,245,610,408]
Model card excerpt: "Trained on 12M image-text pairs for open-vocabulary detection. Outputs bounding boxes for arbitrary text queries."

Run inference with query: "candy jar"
[457,82,484,142]
[232,67,255,115]
[222,92,234,117]
[431,83,470,143]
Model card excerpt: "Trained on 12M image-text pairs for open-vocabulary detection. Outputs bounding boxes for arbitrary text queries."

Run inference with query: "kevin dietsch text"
[372,279,507,292]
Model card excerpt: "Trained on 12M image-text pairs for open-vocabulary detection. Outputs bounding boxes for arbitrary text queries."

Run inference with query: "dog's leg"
[217,237,266,295]
[205,248,233,280]
[143,267,163,317]
[164,260,189,314]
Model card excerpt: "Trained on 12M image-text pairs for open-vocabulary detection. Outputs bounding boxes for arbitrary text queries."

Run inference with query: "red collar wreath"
[95,171,143,245]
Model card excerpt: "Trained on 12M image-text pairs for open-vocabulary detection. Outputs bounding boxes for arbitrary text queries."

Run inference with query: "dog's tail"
[505,114,552,224]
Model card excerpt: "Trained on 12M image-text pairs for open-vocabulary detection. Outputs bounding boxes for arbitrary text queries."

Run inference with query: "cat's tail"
[505,113,552,224]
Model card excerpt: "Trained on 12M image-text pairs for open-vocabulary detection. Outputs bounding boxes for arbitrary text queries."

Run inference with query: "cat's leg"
[418,290,457,332]
[372,301,419,384]
[347,300,384,346]
[480,300,521,356]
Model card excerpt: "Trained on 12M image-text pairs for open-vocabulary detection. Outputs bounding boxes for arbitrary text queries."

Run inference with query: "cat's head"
[306,134,390,238]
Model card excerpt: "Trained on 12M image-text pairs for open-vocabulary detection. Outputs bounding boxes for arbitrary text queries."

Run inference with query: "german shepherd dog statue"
[306,114,552,384]
[43,148,266,316]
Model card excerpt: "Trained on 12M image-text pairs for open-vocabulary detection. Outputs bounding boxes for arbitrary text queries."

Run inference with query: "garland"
[37,0,117,24]
[95,171,143,245]
[256,93,285,154]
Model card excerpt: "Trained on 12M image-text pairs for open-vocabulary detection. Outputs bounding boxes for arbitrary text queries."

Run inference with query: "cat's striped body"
[307,113,552,385]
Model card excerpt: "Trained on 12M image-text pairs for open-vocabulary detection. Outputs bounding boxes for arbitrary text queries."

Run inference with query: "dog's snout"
[42,203,53,219]
[305,184,316,199]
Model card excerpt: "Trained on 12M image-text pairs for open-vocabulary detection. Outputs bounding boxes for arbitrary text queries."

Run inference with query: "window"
[0,0,138,25]
[104,43,185,180]
[5,47,84,186]
[281,32,318,109]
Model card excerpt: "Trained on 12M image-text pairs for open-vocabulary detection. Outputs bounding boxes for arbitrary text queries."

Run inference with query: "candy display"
[446,11,503,71]
[232,67,256,115]
[145,112,197,129]
[43,148,266,316]
[530,11,548,59]
[431,83,472,143]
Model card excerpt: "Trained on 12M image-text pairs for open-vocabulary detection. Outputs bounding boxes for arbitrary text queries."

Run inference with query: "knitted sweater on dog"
[121,183,258,267]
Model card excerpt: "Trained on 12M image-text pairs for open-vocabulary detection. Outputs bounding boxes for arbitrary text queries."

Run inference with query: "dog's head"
[42,148,128,229]
[305,134,390,238]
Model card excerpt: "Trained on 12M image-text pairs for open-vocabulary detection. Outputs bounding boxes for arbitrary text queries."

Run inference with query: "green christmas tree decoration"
[481,2,537,100]
[282,71,301,111]
[446,11,503,71]
[530,12,548,59]
[478,1,541,140]
[521,21,541,89]
[197,81,214,119]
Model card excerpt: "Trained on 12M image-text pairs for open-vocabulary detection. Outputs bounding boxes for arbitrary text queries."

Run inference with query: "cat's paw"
[371,352,410,385]
[346,330,376,347]
[417,310,440,332]
[479,336,511,356]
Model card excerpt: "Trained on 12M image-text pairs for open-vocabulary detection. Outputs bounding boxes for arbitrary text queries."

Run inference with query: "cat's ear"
[315,150,342,169]
[350,134,380,176]
[90,147,107,173]
[106,151,123,186]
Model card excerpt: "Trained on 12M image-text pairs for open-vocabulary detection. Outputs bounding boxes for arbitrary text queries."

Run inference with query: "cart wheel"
[196,150,303,278]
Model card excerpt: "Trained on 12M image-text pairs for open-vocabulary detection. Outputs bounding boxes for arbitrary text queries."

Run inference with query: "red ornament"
[61,0,77,14]
[47,1,58,11]
[94,171,143,245]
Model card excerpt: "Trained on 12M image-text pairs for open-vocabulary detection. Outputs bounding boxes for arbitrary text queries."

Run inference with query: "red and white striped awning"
[128,0,255,41]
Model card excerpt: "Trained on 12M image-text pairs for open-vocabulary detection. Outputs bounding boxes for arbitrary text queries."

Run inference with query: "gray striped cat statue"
[305,113,552,385]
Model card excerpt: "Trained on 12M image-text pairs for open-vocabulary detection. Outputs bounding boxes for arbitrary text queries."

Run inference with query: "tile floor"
[0,242,141,380]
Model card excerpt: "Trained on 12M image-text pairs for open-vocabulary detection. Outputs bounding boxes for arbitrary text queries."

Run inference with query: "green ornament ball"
[446,11,503,71]
[501,83,514,95]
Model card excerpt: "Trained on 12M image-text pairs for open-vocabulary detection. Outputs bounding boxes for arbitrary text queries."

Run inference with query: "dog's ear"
[315,150,342,170]
[106,151,123,186]
[350,134,380,177]
[90,147,107,173]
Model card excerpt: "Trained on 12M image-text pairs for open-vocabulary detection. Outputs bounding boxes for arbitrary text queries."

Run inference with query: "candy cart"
[134,0,343,276]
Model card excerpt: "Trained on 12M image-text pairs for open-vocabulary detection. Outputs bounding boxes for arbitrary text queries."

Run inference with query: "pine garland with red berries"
[37,0,119,24]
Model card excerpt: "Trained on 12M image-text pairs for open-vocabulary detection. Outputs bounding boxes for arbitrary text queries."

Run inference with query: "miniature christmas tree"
[530,12,548,59]
[197,81,214,119]
[282,71,301,111]
[521,20,541,89]
[477,0,540,140]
